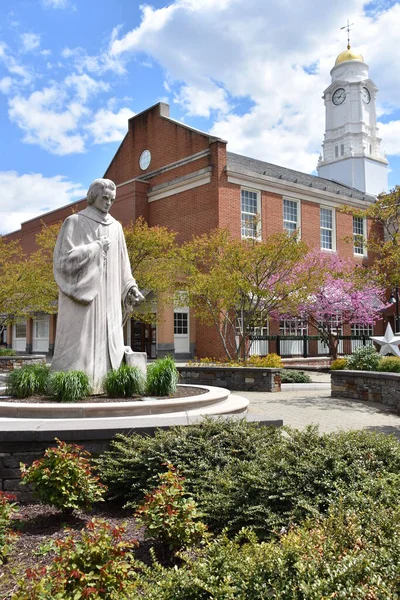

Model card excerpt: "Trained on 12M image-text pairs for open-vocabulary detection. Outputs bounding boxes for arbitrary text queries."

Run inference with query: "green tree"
[180,229,319,361]
[124,217,180,324]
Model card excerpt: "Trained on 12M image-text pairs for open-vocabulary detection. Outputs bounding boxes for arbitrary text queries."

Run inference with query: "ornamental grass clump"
[6,364,50,398]
[20,438,106,514]
[103,364,146,397]
[0,348,16,356]
[14,519,140,600]
[135,464,208,552]
[46,370,91,402]
[146,356,179,396]
[0,491,19,565]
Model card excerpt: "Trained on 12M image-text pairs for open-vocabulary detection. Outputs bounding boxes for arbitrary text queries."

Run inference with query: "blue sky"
[1,0,400,234]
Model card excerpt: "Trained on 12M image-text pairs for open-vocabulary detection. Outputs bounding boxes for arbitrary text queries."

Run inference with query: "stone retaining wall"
[177,366,281,392]
[0,414,283,502]
[0,355,46,370]
[331,370,400,413]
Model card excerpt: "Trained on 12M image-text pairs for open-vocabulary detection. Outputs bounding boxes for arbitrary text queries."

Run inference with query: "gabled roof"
[226,152,376,203]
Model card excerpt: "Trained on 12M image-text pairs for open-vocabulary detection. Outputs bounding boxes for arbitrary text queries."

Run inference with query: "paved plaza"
[243,372,400,439]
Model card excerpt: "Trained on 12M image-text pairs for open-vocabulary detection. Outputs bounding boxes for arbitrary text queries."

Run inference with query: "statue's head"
[87,178,116,214]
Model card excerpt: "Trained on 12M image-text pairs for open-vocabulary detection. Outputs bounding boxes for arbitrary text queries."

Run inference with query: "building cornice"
[147,167,212,203]
[226,168,375,208]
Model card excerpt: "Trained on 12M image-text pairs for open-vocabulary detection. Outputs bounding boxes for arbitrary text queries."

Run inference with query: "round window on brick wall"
[139,149,151,170]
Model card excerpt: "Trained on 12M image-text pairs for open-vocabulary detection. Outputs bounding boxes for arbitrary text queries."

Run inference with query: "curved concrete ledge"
[0,384,249,419]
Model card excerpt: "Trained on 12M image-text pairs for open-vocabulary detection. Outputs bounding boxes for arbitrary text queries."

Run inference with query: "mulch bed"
[0,385,207,403]
[1,502,163,599]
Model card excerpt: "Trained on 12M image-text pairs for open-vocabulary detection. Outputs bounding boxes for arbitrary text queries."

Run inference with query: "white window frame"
[283,198,301,238]
[353,216,367,256]
[320,206,336,252]
[241,187,261,239]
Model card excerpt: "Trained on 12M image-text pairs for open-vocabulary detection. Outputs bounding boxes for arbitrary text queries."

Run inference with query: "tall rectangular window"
[283,199,300,236]
[241,189,260,238]
[320,207,334,250]
[340,143,344,156]
[353,216,366,255]
[174,313,188,335]
[335,146,339,158]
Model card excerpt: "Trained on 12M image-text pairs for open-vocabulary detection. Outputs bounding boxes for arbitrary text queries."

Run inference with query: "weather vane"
[341,19,354,49]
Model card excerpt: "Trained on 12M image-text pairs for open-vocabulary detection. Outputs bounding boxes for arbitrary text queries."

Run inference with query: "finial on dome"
[340,19,354,50]
[334,19,364,66]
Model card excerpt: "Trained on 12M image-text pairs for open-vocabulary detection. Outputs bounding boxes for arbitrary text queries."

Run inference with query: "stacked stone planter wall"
[177,366,281,392]
[331,370,400,413]
[0,355,46,370]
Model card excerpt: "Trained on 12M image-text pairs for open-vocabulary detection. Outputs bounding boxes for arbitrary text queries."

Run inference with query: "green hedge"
[97,420,400,538]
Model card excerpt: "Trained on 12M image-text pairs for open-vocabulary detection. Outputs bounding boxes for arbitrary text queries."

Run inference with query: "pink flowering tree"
[281,251,387,360]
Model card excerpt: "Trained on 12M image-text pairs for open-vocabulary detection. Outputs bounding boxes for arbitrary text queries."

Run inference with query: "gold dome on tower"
[334,45,364,66]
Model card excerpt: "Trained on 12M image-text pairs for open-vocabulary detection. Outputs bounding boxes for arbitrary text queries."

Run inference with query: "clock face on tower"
[332,88,346,105]
[362,87,371,104]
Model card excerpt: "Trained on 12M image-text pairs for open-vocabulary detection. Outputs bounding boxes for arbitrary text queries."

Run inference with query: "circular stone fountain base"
[0,384,249,422]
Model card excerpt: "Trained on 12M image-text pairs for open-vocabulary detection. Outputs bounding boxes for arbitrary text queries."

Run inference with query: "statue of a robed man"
[51,178,144,393]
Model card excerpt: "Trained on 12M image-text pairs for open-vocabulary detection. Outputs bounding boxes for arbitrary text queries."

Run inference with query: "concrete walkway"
[243,381,400,439]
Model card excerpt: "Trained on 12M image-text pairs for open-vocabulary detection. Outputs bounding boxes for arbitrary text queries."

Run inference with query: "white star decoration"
[370,323,400,357]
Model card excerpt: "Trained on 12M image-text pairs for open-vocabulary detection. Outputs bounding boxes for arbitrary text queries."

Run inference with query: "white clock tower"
[317,45,388,195]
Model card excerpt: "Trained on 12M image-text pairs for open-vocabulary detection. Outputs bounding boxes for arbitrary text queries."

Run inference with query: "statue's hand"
[126,286,145,306]
[99,235,110,252]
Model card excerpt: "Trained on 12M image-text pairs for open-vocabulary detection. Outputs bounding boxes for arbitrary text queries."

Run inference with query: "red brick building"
[4,99,384,360]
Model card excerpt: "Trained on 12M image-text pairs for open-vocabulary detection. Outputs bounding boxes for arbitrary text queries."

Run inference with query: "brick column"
[156,296,174,357]
[6,324,12,349]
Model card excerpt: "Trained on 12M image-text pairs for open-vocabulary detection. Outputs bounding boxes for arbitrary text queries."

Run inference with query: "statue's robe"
[51,206,136,393]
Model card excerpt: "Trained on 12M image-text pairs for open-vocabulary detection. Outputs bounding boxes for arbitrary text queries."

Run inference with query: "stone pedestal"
[124,347,147,378]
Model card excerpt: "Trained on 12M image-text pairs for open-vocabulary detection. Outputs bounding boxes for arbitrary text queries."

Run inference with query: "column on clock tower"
[317,46,388,195]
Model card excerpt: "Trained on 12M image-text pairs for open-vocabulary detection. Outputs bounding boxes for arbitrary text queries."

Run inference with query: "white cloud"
[65,73,109,102]
[0,42,33,86]
[86,107,134,144]
[0,171,86,234]
[378,120,400,156]
[41,0,69,9]
[0,77,13,94]
[8,86,87,155]
[173,84,230,118]
[20,33,41,52]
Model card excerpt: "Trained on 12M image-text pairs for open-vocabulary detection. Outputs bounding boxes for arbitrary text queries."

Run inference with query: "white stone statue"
[51,178,144,393]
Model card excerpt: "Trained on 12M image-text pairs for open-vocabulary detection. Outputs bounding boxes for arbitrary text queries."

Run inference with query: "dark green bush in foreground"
[103,364,146,397]
[146,355,179,396]
[6,364,50,398]
[97,420,400,538]
[46,370,91,402]
[280,369,312,383]
[139,499,400,599]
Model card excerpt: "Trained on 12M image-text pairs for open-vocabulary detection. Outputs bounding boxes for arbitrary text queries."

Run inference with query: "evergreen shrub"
[46,370,91,402]
[377,355,400,372]
[97,421,400,538]
[280,369,312,383]
[139,501,400,599]
[135,464,208,551]
[345,345,381,371]
[6,364,50,398]
[20,438,106,513]
[103,364,146,397]
[146,356,179,396]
